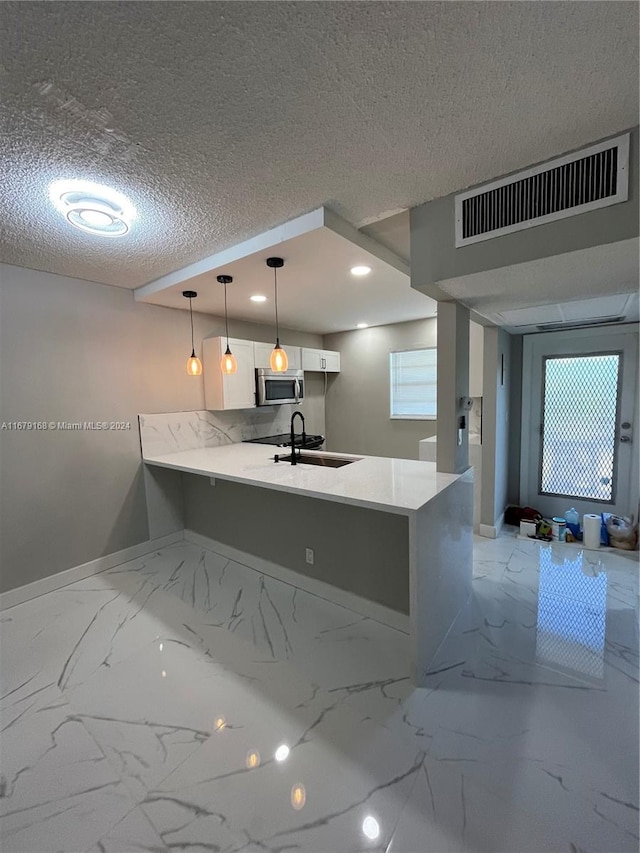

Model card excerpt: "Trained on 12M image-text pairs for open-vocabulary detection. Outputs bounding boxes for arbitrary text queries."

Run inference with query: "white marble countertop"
[143,443,462,515]
[420,434,481,445]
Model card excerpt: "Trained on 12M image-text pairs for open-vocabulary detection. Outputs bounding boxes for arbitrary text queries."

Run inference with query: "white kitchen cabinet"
[285,345,302,370]
[253,341,302,370]
[301,348,340,372]
[322,350,340,372]
[203,337,256,410]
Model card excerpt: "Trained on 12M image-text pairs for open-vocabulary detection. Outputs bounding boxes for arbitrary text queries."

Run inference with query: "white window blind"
[390,348,437,419]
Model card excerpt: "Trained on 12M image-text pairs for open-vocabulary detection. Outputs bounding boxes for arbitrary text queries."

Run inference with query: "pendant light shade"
[266,257,288,372]
[182,290,202,376]
[216,275,237,375]
[270,346,288,372]
[187,353,203,376]
[221,347,237,375]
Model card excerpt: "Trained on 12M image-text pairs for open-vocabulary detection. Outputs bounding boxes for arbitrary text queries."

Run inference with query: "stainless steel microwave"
[256,368,304,406]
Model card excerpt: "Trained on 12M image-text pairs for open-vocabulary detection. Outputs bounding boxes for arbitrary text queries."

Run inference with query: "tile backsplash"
[138,408,296,458]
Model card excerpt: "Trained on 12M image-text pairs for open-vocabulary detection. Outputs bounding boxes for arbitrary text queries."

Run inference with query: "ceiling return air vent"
[535,316,625,332]
[455,133,630,247]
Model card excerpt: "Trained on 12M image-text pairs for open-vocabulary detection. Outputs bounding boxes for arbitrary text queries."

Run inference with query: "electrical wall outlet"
[305,547,314,565]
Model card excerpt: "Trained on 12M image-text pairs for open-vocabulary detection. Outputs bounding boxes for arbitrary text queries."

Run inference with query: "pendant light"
[182,290,202,376]
[217,274,237,374]
[266,257,288,372]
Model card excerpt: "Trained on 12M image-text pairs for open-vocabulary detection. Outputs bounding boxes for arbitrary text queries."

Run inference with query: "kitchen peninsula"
[140,411,473,686]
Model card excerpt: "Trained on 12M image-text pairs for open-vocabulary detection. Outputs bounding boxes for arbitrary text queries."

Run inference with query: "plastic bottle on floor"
[564,507,580,538]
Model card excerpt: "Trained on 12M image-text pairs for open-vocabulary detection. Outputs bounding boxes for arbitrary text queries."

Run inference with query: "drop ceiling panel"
[496,305,563,327]
[493,293,639,332]
[560,294,631,321]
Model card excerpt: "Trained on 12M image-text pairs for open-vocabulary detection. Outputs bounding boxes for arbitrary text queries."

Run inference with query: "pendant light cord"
[189,296,196,355]
[274,267,280,345]
[224,282,230,347]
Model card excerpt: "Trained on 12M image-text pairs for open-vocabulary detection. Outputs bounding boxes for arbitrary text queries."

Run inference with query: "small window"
[390,348,437,420]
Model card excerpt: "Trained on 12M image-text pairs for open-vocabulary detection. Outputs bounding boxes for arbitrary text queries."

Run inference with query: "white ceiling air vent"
[455,133,630,247]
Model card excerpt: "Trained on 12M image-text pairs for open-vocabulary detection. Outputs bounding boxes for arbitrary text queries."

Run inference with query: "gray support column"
[480,327,498,529]
[436,301,470,474]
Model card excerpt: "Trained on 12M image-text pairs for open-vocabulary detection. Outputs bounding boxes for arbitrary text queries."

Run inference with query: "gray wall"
[323,317,438,459]
[0,263,322,593]
[183,474,410,613]
[507,334,523,505]
[480,327,512,527]
[410,127,639,291]
[436,301,470,475]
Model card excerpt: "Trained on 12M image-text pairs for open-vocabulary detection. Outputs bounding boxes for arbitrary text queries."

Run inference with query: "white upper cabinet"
[322,350,340,372]
[203,337,256,410]
[284,345,302,370]
[301,348,340,372]
[253,341,302,370]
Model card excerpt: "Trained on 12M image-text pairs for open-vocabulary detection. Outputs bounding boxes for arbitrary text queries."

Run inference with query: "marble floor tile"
[141,702,424,853]
[86,806,169,853]
[96,540,417,733]
[414,538,639,853]
[387,754,560,853]
[0,682,138,853]
[64,628,339,802]
[1,531,637,853]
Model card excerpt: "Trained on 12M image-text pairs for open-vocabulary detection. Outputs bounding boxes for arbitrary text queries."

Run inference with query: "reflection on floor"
[1,531,638,852]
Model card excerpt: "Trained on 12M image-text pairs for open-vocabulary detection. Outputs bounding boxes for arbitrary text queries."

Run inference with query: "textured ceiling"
[1,1,638,290]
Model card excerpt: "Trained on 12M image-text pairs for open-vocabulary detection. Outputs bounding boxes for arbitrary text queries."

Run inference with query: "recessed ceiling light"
[49,179,136,237]
[356,323,368,329]
[350,265,371,277]
[250,294,267,302]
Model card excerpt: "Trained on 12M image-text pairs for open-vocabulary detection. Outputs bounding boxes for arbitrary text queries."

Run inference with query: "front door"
[521,326,638,519]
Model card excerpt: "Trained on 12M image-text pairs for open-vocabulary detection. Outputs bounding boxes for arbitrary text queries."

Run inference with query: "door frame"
[520,323,639,517]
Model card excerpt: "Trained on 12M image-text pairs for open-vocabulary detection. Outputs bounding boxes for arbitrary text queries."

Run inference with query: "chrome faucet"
[290,411,306,465]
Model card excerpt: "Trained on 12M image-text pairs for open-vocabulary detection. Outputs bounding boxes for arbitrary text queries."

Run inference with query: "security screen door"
[521,327,638,520]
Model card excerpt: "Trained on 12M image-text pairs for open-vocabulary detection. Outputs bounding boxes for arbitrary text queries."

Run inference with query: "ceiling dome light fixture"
[182,290,203,376]
[78,209,114,227]
[49,179,135,237]
[250,294,267,303]
[217,274,237,375]
[266,257,288,372]
[350,265,371,277]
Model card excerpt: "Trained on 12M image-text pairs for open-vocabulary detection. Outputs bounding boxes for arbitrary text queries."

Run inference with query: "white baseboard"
[0,530,185,611]
[184,529,410,634]
[479,512,505,540]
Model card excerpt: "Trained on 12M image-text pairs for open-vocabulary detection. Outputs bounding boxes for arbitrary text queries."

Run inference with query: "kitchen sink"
[276,452,360,468]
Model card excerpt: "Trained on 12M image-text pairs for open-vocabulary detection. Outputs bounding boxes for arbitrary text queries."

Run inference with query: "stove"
[244,433,325,449]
